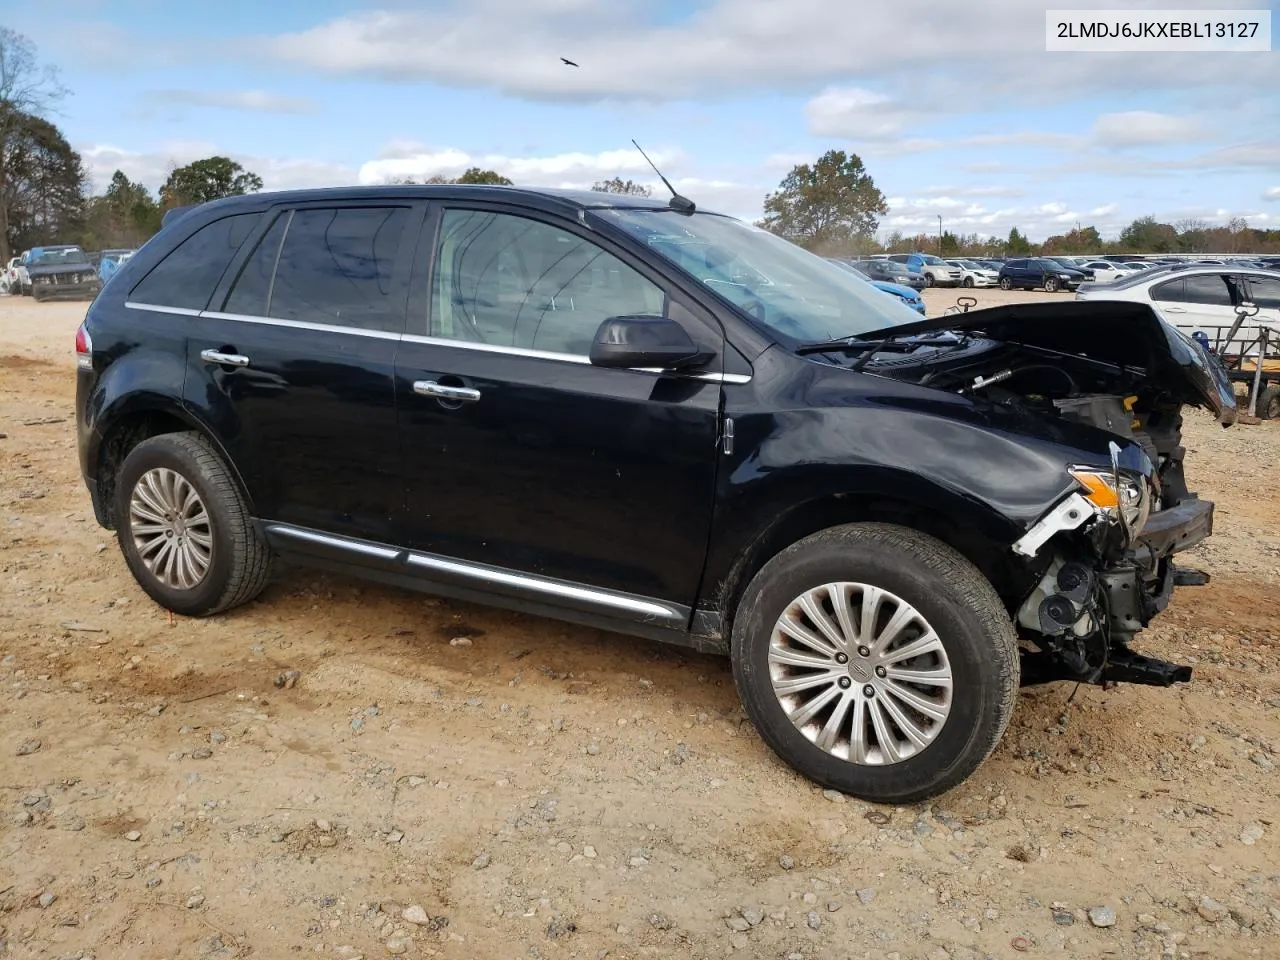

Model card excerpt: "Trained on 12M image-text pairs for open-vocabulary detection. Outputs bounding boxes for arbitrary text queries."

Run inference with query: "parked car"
[24,245,101,301]
[826,259,926,315]
[946,259,999,288]
[848,258,927,290]
[1,256,21,294]
[886,253,963,287]
[76,185,1235,802]
[1076,265,1280,342]
[1042,257,1095,282]
[98,249,135,284]
[14,250,32,295]
[998,258,1087,292]
[1078,260,1130,284]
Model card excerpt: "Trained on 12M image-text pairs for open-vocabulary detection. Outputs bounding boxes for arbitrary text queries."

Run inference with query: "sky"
[7,0,1280,241]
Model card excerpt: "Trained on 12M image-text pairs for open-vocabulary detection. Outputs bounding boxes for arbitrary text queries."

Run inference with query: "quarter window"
[222,213,288,317]
[130,213,262,310]
[430,210,666,355]
[268,207,413,332]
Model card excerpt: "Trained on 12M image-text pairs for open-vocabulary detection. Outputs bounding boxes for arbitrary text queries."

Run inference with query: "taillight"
[75,323,92,371]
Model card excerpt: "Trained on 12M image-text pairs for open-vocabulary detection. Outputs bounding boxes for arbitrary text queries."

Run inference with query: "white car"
[1076,265,1280,343]
[946,259,999,288]
[1078,260,1132,284]
[0,257,20,294]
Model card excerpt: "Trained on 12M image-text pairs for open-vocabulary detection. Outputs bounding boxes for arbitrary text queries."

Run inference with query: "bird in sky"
[560,57,579,67]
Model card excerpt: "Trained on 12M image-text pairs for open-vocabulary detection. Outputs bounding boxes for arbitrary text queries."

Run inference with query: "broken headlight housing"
[1068,467,1151,533]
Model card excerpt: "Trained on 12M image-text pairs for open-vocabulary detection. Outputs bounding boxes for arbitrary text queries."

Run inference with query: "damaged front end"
[855,300,1236,690]
[1010,438,1211,689]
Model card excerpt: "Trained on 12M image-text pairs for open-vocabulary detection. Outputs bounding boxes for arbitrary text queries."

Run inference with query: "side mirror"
[589,315,711,370]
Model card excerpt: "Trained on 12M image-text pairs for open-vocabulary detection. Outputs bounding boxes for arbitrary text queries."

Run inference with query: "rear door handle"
[413,380,481,403]
[201,349,250,367]
[1162,306,1187,314]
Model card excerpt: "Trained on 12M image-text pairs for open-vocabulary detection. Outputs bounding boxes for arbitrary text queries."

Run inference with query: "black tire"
[923,272,936,288]
[1043,276,1059,293]
[113,431,272,617]
[731,523,1019,804]
[962,276,974,288]
[999,277,1012,291]
[32,288,45,302]
[1256,384,1280,420]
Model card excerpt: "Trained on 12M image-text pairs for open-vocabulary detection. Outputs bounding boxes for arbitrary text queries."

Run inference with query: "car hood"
[855,300,1238,425]
[29,263,93,277]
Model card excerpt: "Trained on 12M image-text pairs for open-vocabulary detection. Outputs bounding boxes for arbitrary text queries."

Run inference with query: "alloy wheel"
[767,582,954,765]
[129,467,213,590]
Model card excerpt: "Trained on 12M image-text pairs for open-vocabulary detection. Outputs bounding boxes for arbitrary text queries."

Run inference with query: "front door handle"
[413,380,481,403]
[201,349,250,367]
[1162,306,1187,314]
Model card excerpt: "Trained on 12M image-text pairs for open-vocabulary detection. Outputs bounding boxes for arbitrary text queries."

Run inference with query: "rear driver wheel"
[731,523,1019,803]
[114,432,273,617]
[1256,385,1280,420]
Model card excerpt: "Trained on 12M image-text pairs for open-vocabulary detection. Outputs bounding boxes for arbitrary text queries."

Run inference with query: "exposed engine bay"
[845,300,1237,691]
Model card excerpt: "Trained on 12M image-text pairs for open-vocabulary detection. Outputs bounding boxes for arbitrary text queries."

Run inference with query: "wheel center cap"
[849,661,871,682]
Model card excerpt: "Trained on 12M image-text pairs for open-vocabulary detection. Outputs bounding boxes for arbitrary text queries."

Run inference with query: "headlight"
[1068,467,1151,532]
[1059,273,1072,279]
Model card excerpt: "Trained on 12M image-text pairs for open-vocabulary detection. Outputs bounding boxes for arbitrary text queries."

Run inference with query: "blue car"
[826,258,926,316]
[98,249,135,285]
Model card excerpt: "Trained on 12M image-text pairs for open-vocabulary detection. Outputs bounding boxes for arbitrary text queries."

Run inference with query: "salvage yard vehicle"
[998,257,1087,292]
[0,256,21,294]
[25,244,102,301]
[76,185,1236,802]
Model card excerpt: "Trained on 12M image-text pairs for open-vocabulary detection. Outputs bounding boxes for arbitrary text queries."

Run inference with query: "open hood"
[856,300,1238,425]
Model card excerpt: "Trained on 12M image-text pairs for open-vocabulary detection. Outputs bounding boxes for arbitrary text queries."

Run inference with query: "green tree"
[453,167,512,185]
[1005,227,1033,256]
[3,111,87,251]
[592,177,651,197]
[760,149,887,252]
[0,29,69,262]
[160,156,263,208]
[82,170,161,248]
[1118,215,1178,253]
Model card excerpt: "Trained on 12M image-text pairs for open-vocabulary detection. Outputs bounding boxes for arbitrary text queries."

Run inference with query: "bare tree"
[0,29,68,262]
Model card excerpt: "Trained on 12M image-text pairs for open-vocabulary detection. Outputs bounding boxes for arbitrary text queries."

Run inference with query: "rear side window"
[130,213,262,310]
[1152,274,1233,306]
[223,213,289,316]
[267,207,412,332]
[1246,276,1280,309]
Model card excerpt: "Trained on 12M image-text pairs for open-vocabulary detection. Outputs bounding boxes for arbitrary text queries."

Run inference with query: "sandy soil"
[1,291,1278,960]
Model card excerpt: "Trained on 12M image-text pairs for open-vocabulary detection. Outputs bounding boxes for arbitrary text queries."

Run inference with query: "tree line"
[5,26,1277,263]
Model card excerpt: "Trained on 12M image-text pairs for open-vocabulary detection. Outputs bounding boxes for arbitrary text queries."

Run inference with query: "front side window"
[1245,276,1280,309]
[268,207,412,332]
[599,209,923,341]
[1154,274,1233,306]
[431,210,666,355]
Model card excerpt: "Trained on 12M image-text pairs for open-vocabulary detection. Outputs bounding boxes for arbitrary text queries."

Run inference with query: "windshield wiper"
[795,334,960,357]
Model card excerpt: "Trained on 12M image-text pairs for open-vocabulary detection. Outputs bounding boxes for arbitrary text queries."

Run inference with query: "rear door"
[392,203,725,618]
[183,201,423,542]
[1242,274,1280,334]
[1148,272,1242,340]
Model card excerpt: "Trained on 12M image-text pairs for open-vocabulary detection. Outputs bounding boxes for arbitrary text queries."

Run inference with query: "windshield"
[31,248,88,266]
[599,210,923,340]
[917,254,945,265]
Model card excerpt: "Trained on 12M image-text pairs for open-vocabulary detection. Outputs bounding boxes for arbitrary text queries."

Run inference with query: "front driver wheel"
[731,523,1018,804]
[999,277,1012,291]
[923,272,936,287]
[962,277,974,288]
[114,432,273,617]
[1043,277,1059,292]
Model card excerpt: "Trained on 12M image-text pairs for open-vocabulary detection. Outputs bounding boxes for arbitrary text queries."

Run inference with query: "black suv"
[998,258,1087,292]
[76,186,1238,802]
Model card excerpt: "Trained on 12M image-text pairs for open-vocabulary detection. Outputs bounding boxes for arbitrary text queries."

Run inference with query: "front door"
[184,202,422,542]
[393,205,724,620]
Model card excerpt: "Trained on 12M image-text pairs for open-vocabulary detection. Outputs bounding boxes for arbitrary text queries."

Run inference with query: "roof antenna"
[631,139,695,215]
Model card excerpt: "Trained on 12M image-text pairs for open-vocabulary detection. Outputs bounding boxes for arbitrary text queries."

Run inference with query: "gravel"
[1088,906,1117,927]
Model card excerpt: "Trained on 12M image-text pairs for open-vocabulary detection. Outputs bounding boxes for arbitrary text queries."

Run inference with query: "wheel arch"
[92,400,251,528]
[703,486,1033,645]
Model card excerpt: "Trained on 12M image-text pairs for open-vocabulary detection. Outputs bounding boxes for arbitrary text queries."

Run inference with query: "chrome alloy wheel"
[129,467,213,590]
[768,583,954,765]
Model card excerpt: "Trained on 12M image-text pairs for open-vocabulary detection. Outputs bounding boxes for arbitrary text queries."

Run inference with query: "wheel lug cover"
[863,684,875,698]
[857,645,870,657]
[838,676,851,689]
[875,666,887,678]
[835,652,848,664]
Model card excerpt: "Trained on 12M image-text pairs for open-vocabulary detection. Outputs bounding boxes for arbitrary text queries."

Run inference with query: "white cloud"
[1091,111,1202,148]
[1090,203,1119,217]
[357,146,680,185]
[247,0,1278,103]
[805,87,910,140]
[79,142,356,194]
[144,89,318,114]
[1264,187,1280,202]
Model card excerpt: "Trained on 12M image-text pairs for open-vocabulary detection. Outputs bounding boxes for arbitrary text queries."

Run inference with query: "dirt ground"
[2,289,1278,960]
